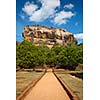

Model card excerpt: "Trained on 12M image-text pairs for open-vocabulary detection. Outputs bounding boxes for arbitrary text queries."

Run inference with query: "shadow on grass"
[70,73,83,79]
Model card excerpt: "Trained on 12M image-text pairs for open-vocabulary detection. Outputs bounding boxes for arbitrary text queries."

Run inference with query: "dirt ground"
[24,69,70,100]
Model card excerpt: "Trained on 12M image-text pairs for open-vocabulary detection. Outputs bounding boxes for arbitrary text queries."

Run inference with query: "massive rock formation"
[22,25,77,48]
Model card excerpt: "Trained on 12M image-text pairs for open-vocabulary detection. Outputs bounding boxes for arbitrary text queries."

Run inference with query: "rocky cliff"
[22,25,77,48]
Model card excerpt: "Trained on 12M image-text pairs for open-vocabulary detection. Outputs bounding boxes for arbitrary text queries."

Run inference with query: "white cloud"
[29,6,57,22]
[64,3,74,9]
[22,0,60,22]
[53,11,75,25]
[74,33,83,39]
[22,1,38,16]
[21,0,75,24]
[40,0,60,8]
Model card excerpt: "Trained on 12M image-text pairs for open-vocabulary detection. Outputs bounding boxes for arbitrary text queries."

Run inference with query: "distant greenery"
[16,41,83,70]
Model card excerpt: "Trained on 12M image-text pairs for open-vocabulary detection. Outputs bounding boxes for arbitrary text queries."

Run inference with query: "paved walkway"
[24,69,70,100]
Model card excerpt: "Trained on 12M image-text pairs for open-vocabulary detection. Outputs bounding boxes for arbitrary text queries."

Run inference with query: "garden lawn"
[55,69,83,100]
[16,70,44,97]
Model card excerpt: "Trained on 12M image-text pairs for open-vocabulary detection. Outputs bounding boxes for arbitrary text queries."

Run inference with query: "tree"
[16,41,83,70]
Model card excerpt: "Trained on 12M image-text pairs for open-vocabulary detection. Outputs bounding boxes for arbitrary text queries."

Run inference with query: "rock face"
[22,25,77,48]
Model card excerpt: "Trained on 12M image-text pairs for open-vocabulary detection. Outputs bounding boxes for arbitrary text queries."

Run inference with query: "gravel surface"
[24,69,70,100]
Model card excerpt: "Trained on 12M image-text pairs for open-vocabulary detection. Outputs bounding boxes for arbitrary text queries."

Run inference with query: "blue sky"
[16,0,83,44]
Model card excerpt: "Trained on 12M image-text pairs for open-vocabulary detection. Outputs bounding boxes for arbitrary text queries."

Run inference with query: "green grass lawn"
[54,69,83,100]
[16,69,44,97]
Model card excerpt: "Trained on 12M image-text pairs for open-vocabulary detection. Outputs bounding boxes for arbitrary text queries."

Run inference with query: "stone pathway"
[24,69,70,100]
